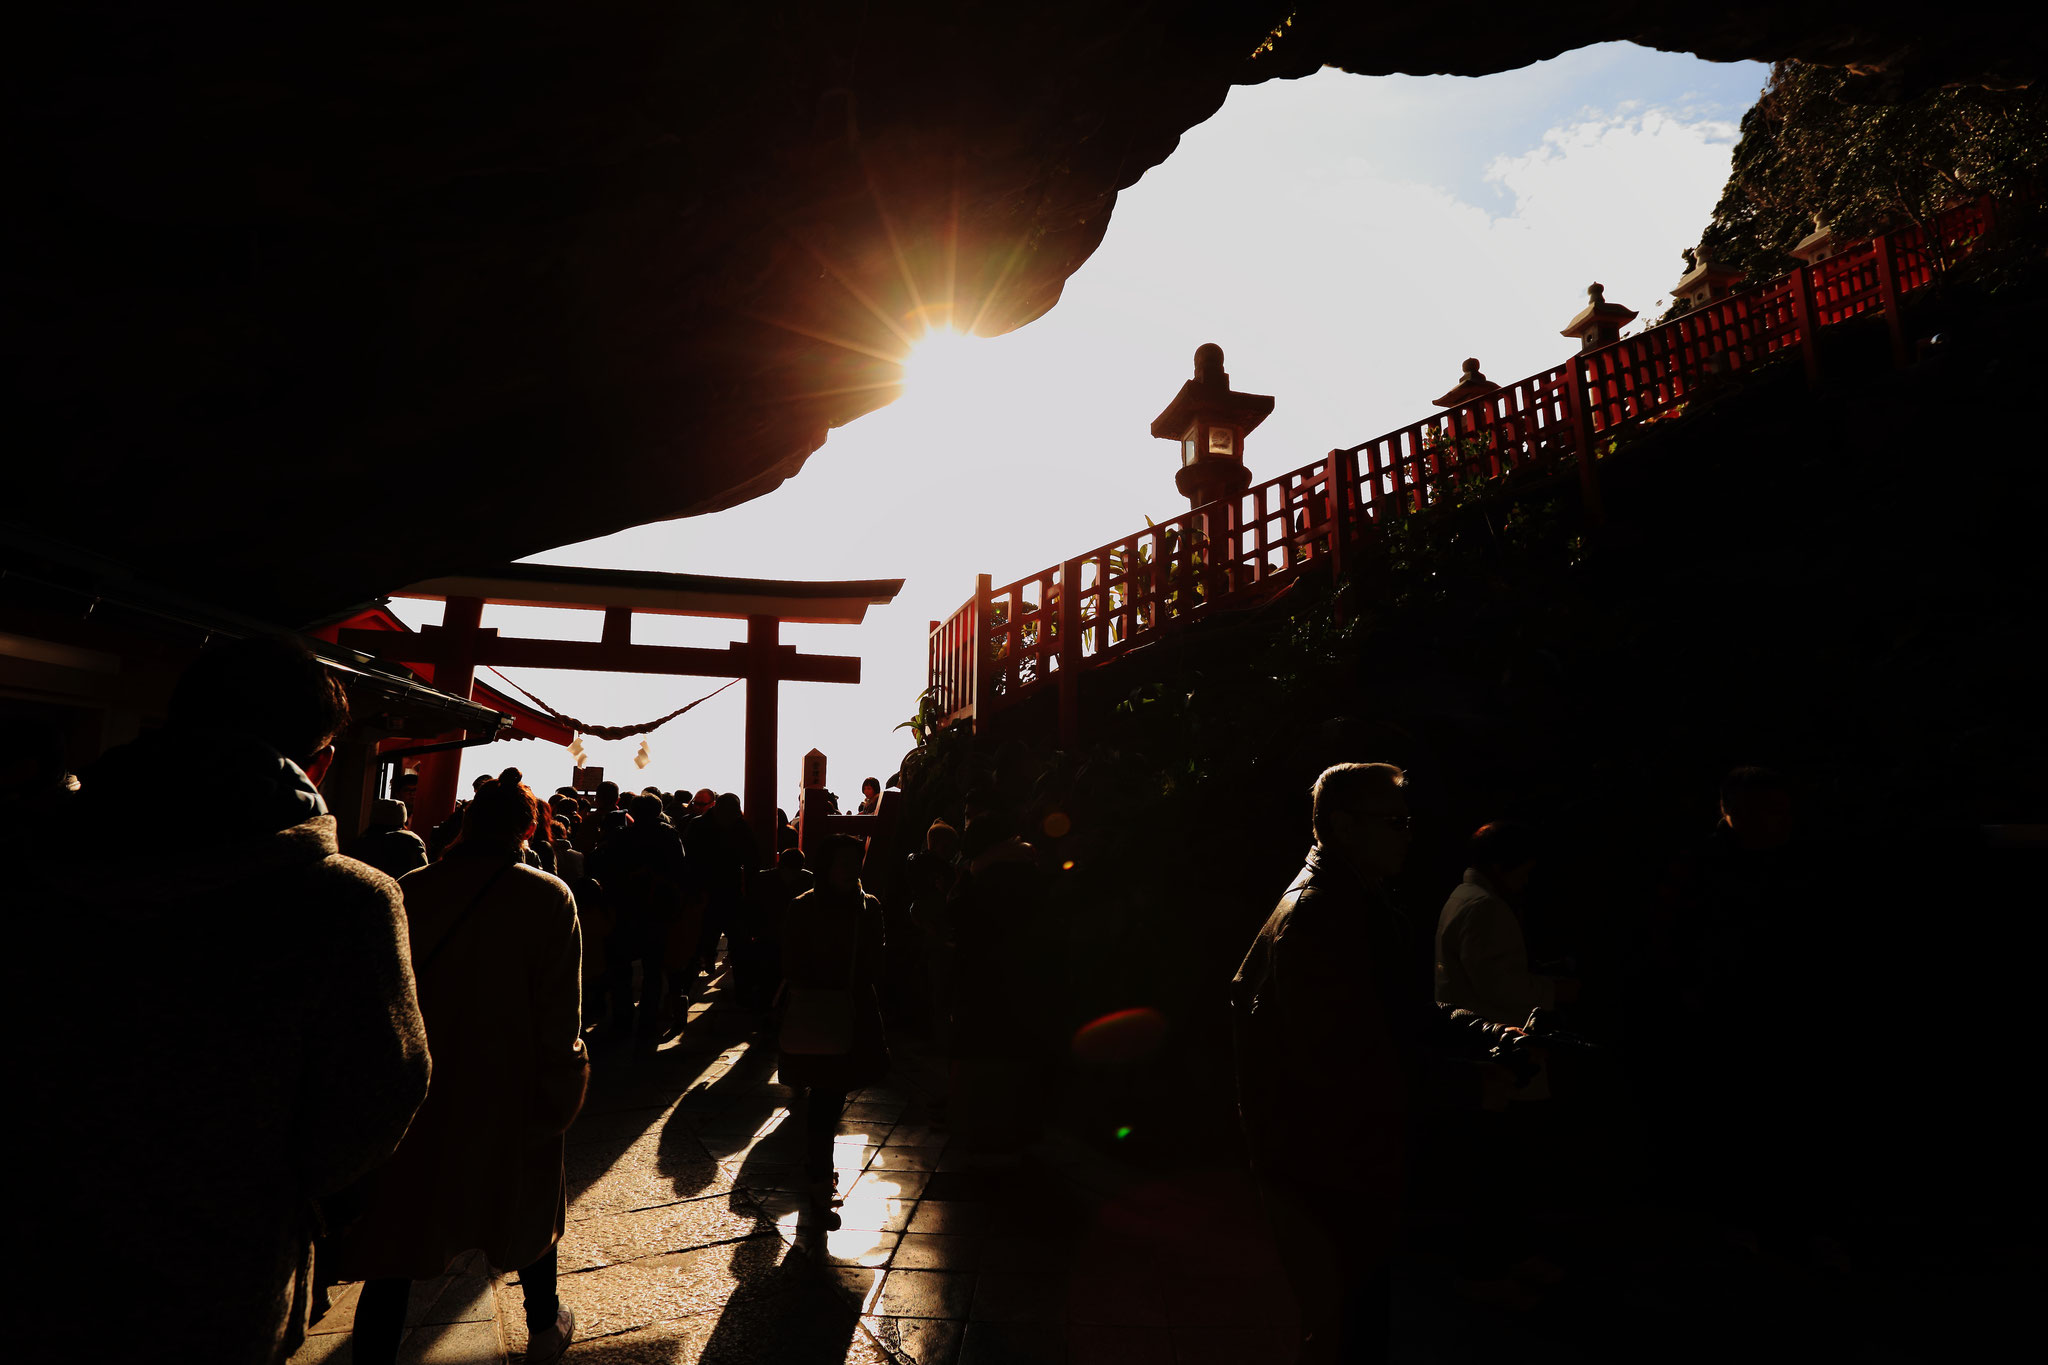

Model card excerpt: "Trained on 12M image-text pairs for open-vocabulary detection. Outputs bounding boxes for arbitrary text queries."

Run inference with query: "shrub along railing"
[930,197,1997,744]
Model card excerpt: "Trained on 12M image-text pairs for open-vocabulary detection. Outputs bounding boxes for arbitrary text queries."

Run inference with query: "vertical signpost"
[797,748,828,853]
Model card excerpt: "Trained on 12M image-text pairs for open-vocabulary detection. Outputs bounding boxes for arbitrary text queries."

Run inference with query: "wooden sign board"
[801,748,827,790]
[572,765,605,791]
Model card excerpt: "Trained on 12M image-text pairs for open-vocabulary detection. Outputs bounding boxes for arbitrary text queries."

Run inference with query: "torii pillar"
[741,615,781,853]
[411,594,483,830]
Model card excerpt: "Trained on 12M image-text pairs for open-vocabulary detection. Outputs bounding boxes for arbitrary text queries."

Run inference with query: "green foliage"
[892,690,975,805]
[1694,61,2047,284]
[893,685,950,750]
[1373,427,1585,609]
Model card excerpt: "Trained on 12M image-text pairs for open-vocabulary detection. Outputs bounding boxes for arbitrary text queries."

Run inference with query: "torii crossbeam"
[338,564,903,848]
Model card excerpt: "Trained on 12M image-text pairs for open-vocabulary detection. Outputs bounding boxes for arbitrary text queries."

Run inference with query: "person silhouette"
[334,776,588,1365]
[777,834,888,1222]
[25,635,431,1363]
[1233,763,1518,1363]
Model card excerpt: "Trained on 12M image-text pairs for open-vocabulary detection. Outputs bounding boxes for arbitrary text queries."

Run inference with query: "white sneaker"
[527,1306,575,1363]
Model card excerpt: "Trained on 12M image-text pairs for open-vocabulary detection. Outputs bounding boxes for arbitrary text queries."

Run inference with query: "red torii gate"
[339,564,903,849]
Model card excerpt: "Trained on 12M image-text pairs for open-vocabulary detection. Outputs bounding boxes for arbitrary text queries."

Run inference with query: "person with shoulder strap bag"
[339,777,586,1365]
[775,834,890,1224]
[778,910,862,1057]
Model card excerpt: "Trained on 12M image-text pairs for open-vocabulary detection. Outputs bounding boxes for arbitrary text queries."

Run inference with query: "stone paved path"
[290,960,2041,1364]
[297,966,1295,1364]
[295,1249,506,1364]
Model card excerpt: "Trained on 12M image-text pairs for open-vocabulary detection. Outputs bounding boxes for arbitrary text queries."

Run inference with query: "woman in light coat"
[778,834,888,1216]
[336,777,589,1365]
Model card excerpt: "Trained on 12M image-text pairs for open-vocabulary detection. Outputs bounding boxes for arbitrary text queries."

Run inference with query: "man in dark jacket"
[737,846,811,1009]
[22,636,432,1364]
[344,797,430,879]
[1670,766,1840,1257]
[589,791,692,1050]
[1233,763,1514,1365]
[683,792,757,976]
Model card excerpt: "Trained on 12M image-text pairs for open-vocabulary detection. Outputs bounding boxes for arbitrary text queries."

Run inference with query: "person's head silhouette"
[1309,762,1411,881]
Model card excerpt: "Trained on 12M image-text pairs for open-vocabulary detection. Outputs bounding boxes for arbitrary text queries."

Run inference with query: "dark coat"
[684,812,756,915]
[23,731,431,1364]
[589,819,691,931]
[1232,848,1504,1179]
[345,824,429,880]
[776,886,887,1092]
[947,838,1044,1056]
[334,853,587,1280]
[735,864,810,1006]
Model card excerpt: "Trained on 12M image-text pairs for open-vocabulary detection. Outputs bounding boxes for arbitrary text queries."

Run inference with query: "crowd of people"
[16,636,899,1363]
[18,634,1858,1365]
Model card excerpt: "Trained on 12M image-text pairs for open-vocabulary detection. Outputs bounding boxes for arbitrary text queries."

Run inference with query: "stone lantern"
[1560,283,1637,352]
[1432,357,1499,409]
[1670,243,1746,311]
[1431,357,1501,443]
[1789,215,1844,265]
[1149,343,1275,510]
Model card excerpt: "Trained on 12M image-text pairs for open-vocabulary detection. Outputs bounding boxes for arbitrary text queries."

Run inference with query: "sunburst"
[901,326,984,397]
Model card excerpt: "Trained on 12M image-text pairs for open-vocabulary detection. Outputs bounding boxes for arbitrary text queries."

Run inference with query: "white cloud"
[1474,109,1741,328]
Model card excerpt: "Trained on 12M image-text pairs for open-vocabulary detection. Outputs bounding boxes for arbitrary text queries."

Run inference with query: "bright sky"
[414,43,1767,810]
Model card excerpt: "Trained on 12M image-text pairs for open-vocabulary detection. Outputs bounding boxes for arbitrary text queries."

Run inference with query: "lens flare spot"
[1041,811,1072,838]
[1115,1126,1133,1140]
[1071,1007,1168,1065]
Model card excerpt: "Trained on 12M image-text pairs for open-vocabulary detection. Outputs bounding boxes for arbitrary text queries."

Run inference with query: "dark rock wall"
[7,3,2035,618]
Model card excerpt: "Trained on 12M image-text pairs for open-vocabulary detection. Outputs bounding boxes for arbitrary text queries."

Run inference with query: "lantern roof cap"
[1789,218,1842,262]
[1433,357,1500,408]
[1672,244,1746,294]
[1560,282,1638,339]
[1149,342,1274,440]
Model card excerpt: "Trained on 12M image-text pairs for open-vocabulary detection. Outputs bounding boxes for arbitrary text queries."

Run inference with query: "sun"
[901,327,984,397]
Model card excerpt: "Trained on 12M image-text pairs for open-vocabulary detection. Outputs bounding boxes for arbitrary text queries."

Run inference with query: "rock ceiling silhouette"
[9,2,2033,620]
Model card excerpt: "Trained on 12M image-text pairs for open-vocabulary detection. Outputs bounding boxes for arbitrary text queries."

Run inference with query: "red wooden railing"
[930,198,1996,741]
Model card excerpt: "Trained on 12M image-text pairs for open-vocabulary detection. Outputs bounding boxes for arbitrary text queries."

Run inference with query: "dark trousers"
[1410,1109,1534,1280]
[1260,1172,1394,1365]
[601,918,667,1041]
[352,1246,560,1365]
[803,1086,848,1182]
[697,898,735,970]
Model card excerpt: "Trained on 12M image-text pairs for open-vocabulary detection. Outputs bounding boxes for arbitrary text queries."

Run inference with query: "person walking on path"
[1434,820,1579,1028]
[1429,820,1579,1300]
[903,820,962,1047]
[737,846,811,1010]
[334,777,589,1365]
[549,810,586,883]
[945,810,1044,1159]
[1232,763,1518,1364]
[777,834,888,1218]
[685,791,758,978]
[345,797,430,880]
[1669,766,1844,1262]
[23,635,431,1364]
[589,790,693,1052]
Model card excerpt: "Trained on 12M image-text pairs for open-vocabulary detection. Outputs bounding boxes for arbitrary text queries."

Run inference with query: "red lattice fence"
[930,197,1997,743]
